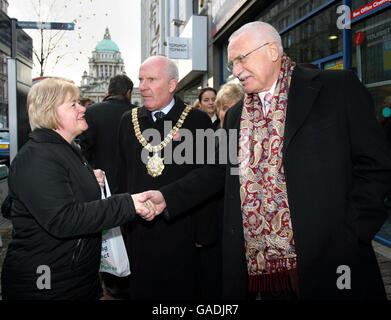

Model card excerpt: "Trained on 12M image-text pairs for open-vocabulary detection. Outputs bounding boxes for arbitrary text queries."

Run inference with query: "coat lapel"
[283,66,322,155]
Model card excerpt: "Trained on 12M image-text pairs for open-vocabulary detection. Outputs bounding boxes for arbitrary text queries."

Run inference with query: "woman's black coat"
[1,129,136,300]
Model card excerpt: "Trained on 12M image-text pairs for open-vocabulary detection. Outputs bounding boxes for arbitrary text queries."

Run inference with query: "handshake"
[131,191,167,221]
[94,169,167,221]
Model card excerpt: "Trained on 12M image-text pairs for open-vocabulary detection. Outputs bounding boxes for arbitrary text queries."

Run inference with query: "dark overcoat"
[116,96,216,299]
[161,67,391,299]
[79,98,135,189]
[1,129,136,300]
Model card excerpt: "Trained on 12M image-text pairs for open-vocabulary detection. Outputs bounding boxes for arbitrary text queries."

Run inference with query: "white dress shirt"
[258,80,277,116]
[151,98,175,122]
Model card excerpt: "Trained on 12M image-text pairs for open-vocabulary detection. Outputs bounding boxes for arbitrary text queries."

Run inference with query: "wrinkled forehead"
[140,58,166,76]
[228,31,256,60]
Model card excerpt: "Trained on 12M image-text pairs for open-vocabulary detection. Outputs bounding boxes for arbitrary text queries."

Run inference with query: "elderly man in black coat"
[139,22,391,300]
[115,56,219,300]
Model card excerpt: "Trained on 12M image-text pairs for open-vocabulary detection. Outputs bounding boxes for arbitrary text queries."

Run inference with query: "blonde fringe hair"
[215,82,245,114]
[27,78,79,131]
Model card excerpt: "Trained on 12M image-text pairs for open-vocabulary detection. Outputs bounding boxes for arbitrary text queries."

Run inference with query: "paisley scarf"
[239,53,299,292]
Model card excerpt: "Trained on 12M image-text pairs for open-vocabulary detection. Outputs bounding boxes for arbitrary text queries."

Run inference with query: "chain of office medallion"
[131,105,193,153]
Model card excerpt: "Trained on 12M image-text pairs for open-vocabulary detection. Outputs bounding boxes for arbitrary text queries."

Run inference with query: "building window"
[281,3,342,64]
[352,8,391,121]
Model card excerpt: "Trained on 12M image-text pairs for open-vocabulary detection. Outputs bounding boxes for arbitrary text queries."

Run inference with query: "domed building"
[79,27,126,103]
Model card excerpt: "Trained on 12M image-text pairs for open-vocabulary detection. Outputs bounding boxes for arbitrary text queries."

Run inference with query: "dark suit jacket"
[160,67,391,299]
[116,96,218,299]
[79,98,134,190]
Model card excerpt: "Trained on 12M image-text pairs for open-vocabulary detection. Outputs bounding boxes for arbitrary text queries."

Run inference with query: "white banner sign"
[168,37,189,59]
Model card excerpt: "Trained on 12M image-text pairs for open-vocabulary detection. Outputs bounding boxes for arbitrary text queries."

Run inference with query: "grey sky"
[8,0,141,86]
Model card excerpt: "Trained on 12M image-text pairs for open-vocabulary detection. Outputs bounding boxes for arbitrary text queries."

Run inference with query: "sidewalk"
[373,241,391,299]
[1,219,391,300]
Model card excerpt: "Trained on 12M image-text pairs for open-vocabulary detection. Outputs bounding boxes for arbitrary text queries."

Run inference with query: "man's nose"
[232,63,243,78]
[139,80,147,91]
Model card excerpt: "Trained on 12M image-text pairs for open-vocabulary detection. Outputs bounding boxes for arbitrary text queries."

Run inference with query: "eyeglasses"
[227,42,270,73]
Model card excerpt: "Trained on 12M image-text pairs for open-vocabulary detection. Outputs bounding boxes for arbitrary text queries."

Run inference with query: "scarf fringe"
[248,267,299,293]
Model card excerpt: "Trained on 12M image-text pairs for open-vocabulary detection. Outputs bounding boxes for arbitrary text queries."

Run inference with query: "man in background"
[80,74,134,190]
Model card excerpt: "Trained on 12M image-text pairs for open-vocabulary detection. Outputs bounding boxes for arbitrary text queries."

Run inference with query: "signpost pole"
[8,19,18,162]
[7,19,75,162]
[343,0,352,70]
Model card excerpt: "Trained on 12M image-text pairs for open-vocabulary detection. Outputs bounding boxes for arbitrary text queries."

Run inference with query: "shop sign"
[324,58,344,70]
[167,37,189,59]
[353,31,365,46]
[351,0,391,19]
[17,21,74,30]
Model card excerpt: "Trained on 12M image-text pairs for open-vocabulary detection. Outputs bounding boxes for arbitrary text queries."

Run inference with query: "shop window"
[352,0,376,10]
[281,3,342,64]
[351,7,391,245]
[323,57,343,70]
[221,42,230,83]
[352,9,391,122]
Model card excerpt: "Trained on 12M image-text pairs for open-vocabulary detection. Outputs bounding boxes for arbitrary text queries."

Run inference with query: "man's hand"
[141,190,167,215]
[131,193,157,221]
[134,190,167,221]
[93,169,105,187]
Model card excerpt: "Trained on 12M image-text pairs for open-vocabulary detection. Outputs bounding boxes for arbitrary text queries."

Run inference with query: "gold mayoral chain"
[131,105,193,178]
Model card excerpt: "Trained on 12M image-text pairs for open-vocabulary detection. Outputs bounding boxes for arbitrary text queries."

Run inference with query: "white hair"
[229,21,283,54]
[166,58,179,81]
[142,55,179,81]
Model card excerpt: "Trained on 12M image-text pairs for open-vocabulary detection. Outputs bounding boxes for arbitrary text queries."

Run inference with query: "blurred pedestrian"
[382,96,391,149]
[192,99,201,109]
[79,97,94,107]
[215,82,244,128]
[79,74,135,191]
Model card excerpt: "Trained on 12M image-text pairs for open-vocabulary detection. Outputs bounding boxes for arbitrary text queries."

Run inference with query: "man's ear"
[268,42,280,62]
[168,79,178,94]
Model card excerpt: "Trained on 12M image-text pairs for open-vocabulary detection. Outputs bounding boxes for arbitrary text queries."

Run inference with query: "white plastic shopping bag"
[100,177,131,277]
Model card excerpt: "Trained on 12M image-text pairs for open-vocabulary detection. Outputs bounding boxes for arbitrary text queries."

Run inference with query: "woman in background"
[215,82,244,128]
[199,87,219,130]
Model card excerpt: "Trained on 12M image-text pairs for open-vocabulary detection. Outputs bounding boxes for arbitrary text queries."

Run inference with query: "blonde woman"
[1,78,154,300]
[215,82,244,128]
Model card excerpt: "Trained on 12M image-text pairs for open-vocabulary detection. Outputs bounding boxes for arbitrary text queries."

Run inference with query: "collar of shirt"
[258,80,277,115]
[211,114,217,123]
[151,98,175,122]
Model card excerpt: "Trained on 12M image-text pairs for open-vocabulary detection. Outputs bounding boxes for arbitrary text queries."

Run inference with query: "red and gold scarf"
[239,53,299,292]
